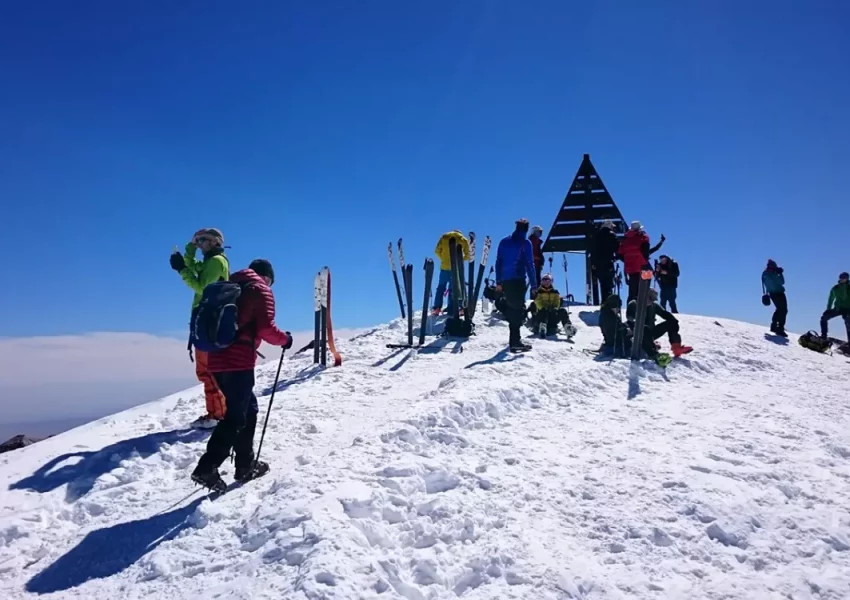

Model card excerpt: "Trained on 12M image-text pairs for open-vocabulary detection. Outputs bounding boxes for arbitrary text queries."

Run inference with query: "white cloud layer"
[0,328,366,439]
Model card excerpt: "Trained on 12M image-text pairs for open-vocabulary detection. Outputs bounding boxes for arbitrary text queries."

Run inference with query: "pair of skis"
[386,257,435,349]
[630,269,654,361]
[313,267,342,367]
[388,240,407,319]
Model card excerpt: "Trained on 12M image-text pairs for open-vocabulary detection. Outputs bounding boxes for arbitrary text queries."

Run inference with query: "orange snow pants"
[194,350,227,419]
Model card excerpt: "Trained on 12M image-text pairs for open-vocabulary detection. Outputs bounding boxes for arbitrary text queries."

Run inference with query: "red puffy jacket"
[208,269,291,373]
[529,234,544,268]
[618,229,650,275]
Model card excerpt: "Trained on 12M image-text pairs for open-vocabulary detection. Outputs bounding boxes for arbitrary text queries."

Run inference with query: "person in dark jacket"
[618,221,665,302]
[529,225,545,299]
[820,272,850,340]
[761,259,788,337]
[655,255,680,313]
[495,219,538,351]
[592,220,620,304]
[627,288,693,360]
[191,259,293,491]
[599,294,632,358]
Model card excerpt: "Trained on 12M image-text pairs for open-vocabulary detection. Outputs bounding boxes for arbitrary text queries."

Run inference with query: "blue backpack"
[191,281,247,352]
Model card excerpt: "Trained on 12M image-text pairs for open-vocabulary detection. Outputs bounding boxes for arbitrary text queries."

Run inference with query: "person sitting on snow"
[598,294,632,357]
[627,288,693,361]
[528,273,577,338]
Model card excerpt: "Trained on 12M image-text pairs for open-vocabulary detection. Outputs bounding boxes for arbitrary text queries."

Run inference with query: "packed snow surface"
[1,309,849,599]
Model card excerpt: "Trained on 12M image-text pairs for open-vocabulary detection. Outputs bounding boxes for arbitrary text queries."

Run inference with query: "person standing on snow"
[820,272,850,341]
[495,218,538,352]
[655,255,680,313]
[528,273,577,338]
[591,220,620,303]
[432,230,470,315]
[627,288,693,364]
[762,259,788,337]
[618,221,665,302]
[529,225,545,299]
[170,228,229,429]
[191,259,293,491]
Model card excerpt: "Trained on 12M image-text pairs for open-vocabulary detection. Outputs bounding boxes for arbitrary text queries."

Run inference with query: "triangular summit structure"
[541,154,627,304]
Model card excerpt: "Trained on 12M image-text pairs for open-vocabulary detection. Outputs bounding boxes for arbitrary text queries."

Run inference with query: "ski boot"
[654,353,673,368]
[671,343,693,357]
[509,341,532,353]
[191,466,227,493]
[538,322,548,337]
[235,460,270,483]
[190,414,220,430]
[774,329,789,338]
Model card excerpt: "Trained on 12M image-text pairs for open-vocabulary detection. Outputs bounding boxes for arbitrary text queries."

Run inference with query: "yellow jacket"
[434,231,471,271]
[534,286,562,311]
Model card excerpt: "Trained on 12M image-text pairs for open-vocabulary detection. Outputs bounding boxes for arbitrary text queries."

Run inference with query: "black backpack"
[444,317,474,338]
[798,331,831,354]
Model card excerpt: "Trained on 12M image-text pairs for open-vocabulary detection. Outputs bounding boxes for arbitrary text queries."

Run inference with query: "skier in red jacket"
[618,221,665,302]
[192,259,293,491]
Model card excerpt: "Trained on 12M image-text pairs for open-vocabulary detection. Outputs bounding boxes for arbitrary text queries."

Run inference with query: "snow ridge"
[1,309,849,599]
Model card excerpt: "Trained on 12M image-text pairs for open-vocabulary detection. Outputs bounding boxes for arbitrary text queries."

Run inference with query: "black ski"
[630,269,653,360]
[405,262,414,347]
[448,236,460,319]
[468,232,476,304]
[456,241,468,314]
[420,258,434,346]
[469,235,491,319]
[398,238,408,300]
[388,242,405,319]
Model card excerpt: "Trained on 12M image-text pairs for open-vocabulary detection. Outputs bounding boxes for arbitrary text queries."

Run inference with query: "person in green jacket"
[820,272,850,341]
[170,228,230,429]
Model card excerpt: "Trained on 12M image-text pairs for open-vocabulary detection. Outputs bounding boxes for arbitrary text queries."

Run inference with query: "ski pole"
[255,348,286,466]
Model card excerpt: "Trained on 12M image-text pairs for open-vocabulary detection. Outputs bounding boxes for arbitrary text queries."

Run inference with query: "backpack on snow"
[798,331,831,354]
[191,280,248,352]
[444,316,474,338]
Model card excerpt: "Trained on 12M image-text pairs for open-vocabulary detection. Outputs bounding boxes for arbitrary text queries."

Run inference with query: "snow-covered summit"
[1,309,849,599]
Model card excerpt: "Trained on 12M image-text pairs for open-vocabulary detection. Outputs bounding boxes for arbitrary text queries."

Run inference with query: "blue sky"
[2,0,849,340]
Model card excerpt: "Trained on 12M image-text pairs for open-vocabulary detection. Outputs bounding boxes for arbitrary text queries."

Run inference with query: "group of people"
[170,228,293,492]
[761,260,850,343]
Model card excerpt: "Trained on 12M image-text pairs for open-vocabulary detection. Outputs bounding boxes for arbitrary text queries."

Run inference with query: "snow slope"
[1,309,849,599]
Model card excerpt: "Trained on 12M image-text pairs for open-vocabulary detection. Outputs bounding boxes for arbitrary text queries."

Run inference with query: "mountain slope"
[1,310,849,599]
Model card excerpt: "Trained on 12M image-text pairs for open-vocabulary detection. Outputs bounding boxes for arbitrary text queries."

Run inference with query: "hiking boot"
[190,414,220,430]
[235,460,270,483]
[431,308,442,316]
[774,329,789,338]
[770,323,778,334]
[671,343,693,357]
[538,322,548,337]
[191,466,226,493]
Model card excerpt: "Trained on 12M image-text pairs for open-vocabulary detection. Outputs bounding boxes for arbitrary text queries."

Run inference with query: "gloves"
[660,234,666,242]
[282,331,293,350]
[170,251,186,272]
[530,289,538,300]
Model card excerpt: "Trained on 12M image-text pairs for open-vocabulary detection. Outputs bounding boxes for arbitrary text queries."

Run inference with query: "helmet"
[531,225,543,235]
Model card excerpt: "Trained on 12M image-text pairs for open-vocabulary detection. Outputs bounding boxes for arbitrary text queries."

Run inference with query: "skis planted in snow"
[388,242,405,319]
[630,269,653,361]
[313,267,342,367]
[397,238,408,301]
[420,258,434,346]
[562,254,574,303]
[456,240,468,315]
[468,232,476,304]
[469,235,491,319]
[448,236,461,319]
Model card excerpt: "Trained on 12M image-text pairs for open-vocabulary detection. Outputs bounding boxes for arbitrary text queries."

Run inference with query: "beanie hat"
[601,220,615,230]
[515,218,529,233]
[249,259,275,285]
[541,272,553,282]
[647,288,658,302]
[840,272,849,280]
[767,259,777,268]
[630,221,642,231]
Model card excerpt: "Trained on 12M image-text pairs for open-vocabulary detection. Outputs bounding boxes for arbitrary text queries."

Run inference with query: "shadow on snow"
[9,428,209,502]
[25,496,206,594]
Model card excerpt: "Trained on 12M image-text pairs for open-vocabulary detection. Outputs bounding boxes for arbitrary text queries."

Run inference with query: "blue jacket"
[495,230,537,287]
[762,269,785,294]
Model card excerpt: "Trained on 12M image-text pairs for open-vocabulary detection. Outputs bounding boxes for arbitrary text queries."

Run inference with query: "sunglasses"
[196,236,210,244]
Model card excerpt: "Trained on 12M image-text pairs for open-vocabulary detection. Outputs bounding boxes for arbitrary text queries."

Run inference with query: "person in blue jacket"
[762,259,788,337]
[495,218,538,351]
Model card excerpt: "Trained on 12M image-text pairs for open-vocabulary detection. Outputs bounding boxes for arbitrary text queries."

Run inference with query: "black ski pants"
[769,292,788,331]
[627,272,641,302]
[595,263,615,303]
[196,369,259,473]
[640,319,682,357]
[502,279,528,346]
[659,286,678,313]
[530,305,572,334]
[820,308,850,339]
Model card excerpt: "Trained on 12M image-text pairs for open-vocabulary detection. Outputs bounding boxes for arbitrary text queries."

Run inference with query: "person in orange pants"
[170,228,230,428]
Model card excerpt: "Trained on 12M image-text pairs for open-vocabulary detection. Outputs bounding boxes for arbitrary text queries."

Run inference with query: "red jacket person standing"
[192,259,293,490]
[618,221,665,302]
